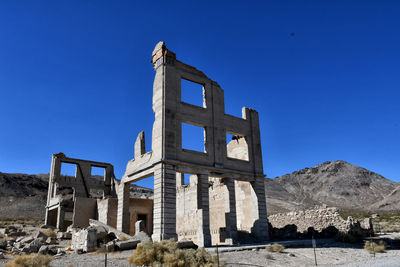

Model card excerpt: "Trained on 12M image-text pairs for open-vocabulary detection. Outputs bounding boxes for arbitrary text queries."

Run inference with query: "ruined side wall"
[268,207,350,232]
[176,182,199,243]
[72,197,97,228]
[128,198,153,236]
[97,198,118,229]
[235,181,256,232]
[209,178,228,245]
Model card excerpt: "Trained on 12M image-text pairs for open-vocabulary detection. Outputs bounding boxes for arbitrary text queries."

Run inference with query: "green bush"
[128,239,225,267]
[5,254,52,267]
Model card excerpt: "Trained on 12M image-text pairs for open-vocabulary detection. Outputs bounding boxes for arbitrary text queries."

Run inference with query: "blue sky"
[0,1,399,185]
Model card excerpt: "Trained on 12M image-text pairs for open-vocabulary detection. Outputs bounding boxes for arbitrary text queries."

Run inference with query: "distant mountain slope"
[265,160,399,214]
[0,172,153,219]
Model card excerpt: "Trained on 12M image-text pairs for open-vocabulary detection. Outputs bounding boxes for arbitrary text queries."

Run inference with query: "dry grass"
[4,254,52,267]
[128,239,225,267]
[118,236,128,241]
[40,229,57,238]
[364,240,386,253]
[266,243,285,253]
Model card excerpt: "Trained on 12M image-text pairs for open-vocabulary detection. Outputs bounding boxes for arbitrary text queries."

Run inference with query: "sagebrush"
[128,239,225,267]
[364,240,386,253]
[266,243,285,253]
[4,254,52,267]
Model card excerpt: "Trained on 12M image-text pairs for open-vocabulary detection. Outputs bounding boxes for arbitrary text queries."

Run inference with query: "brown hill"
[265,160,399,215]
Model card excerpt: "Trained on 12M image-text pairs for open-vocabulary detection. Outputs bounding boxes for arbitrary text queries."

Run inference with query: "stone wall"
[268,206,358,233]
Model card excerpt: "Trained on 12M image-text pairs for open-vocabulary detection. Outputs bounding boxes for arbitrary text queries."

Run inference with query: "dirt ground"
[1,242,400,267]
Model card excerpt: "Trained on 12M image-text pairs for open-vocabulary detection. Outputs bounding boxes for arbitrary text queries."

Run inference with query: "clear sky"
[0,1,399,185]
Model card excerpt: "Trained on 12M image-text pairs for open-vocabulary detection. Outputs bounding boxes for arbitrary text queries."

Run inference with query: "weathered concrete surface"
[117,42,269,246]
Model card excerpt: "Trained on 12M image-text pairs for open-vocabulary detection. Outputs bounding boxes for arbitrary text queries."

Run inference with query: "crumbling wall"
[235,181,257,232]
[128,198,153,236]
[72,197,97,228]
[209,178,228,244]
[97,198,118,228]
[268,206,361,233]
[176,176,199,244]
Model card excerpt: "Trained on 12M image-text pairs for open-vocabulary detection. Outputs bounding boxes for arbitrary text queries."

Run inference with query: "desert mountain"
[265,160,399,215]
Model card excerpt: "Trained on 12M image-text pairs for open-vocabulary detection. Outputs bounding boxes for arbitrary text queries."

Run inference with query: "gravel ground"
[1,243,399,266]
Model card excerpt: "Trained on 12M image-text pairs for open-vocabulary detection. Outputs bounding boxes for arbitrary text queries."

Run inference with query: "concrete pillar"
[224,178,238,244]
[117,182,130,233]
[152,163,177,241]
[250,177,269,241]
[56,205,64,231]
[196,174,211,247]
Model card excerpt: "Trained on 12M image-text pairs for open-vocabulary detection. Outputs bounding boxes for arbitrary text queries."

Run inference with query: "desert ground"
[1,238,400,267]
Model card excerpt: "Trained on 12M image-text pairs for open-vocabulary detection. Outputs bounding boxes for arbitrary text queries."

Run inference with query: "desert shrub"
[334,231,363,243]
[40,229,57,238]
[264,253,274,260]
[128,239,225,267]
[265,243,285,253]
[4,254,52,267]
[364,240,386,253]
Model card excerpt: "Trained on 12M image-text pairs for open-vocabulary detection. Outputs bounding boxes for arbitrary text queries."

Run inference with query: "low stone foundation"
[268,206,373,239]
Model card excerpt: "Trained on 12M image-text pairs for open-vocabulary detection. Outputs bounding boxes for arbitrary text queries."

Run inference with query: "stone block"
[0,239,6,249]
[38,245,49,255]
[176,240,198,249]
[115,239,140,250]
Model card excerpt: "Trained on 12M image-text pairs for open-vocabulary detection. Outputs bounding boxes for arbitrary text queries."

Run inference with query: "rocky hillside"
[265,160,400,215]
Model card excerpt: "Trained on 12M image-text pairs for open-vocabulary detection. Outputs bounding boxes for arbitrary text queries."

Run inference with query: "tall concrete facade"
[117,42,269,246]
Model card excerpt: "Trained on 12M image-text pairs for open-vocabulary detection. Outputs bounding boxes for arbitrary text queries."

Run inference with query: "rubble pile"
[0,219,151,258]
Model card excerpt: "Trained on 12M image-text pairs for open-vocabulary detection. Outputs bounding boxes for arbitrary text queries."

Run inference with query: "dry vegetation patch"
[128,239,225,267]
[266,243,285,253]
[4,254,52,267]
[364,240,386,254]
[40,229,57,238]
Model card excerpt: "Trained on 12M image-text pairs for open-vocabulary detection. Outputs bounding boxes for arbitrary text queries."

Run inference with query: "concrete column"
[224,178,238,244]
[250,177,269,241]
[56,205,64,231]
[117,182,130,233]
[196,174,211,247]
[152,163,177,241]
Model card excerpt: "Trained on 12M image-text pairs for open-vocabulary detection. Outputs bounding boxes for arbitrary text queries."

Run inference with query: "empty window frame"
[91,166,106,178]
[60,163,77,177]
[181,78,206,108]
[182,122,206,153]
[226,132,249,161]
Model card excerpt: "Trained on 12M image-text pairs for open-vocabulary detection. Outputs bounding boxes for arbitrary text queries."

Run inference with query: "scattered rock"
[38,245,49,255]
[105,240,115,252]
[57,232,72,239]
[46,237,57,245]
[0,239,7,249]
[0,252,4,259]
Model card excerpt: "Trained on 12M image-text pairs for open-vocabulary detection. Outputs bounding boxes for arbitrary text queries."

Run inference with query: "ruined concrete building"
[45,42,269,247]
